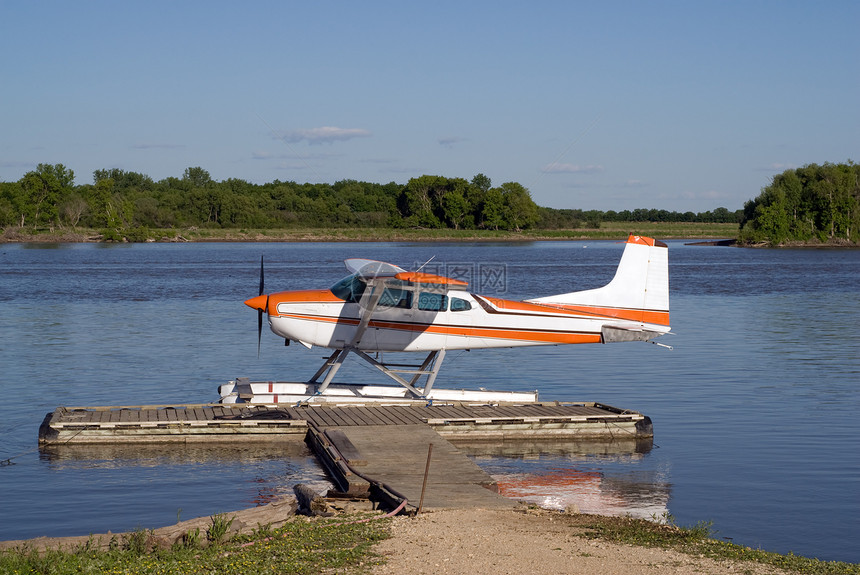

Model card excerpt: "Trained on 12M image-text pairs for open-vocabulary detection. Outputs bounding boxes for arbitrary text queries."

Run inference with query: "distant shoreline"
[3,223,856,246]
[1,223,741,244]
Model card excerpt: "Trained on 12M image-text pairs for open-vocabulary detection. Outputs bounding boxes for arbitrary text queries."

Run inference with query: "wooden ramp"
[307,424,514,511]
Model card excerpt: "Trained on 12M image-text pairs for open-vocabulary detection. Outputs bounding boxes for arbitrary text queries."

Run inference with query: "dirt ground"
[372,507,787,575]
[1,501,787,575]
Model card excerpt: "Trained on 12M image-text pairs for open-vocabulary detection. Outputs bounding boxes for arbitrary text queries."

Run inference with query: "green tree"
[740,161,859,244]
[183,166,212,188]
[94,168,154,191]
[481,187,505,230]
[499,182,539,231]
[441,187,469,229]
[0,181,27,227]
[18,163,75,228]
[471,173,491,193]
[88,178,123,229]
[60,192,88,227]
[398,175,445,228]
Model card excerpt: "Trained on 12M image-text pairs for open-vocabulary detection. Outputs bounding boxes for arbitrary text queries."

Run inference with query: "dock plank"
[387,406,418,424]
[354,406,388,426]
[400,407,429,425]
[333,407,365,426]
[317,424,513,510]
[342,407,376,426]
[304,408,337,428]
[373,406,411,425]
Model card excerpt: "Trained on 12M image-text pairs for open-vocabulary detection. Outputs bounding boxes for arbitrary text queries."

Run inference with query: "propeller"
[257,255,266,357]
[244,256,272,357]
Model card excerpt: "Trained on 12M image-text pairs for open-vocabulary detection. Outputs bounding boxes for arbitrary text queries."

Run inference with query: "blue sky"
[2,1,857,212]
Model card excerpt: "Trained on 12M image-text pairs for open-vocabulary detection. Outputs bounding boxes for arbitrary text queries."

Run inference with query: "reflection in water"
[457,438,670,520]
[38,439,668,522]
[454,437,654,458]
[40,441,311,466]
[38,441,333,510]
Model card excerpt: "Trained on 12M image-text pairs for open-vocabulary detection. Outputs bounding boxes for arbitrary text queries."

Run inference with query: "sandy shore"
[372,507,788,575]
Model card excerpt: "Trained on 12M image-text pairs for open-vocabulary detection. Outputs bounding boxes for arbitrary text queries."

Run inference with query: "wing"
[394,271,468,286]
[344,258,407,278]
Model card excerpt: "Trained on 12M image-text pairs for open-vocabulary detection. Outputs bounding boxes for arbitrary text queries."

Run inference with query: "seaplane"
[219,235,671,404]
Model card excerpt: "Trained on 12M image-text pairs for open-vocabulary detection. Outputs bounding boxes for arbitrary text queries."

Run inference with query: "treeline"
[538,206,740,229]
[739,161,859,244]
[0,164,739,240]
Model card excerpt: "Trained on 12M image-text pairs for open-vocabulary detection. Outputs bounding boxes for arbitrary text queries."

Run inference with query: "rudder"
[527,235,670,328]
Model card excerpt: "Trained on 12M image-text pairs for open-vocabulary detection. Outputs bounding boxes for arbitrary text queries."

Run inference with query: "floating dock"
[39,402,651,445]
[38,401,652,511]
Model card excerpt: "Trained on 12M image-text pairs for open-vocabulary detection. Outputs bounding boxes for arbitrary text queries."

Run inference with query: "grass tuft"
[578,514,858,575]
[0,514,390,575]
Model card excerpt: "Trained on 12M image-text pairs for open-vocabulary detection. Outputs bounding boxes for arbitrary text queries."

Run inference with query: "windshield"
[330,274,367,303]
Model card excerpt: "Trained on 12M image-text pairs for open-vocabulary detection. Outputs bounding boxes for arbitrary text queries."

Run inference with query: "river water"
[0,240,857,563]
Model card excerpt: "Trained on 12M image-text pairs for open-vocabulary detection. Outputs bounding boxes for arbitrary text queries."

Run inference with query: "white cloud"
[275,126,371,145]
[700,189,727,200]
[252,151,276,160]
[438,136,466,148]
[253,150,341,161]
[252,151,293,160]
[541,163,604,174]
[131,143,185,150]
[622,179,648,188]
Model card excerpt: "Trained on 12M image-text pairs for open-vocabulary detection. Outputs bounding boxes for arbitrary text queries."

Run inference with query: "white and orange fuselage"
[245,235,671,353]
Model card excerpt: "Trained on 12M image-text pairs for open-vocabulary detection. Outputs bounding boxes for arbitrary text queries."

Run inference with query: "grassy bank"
[2,511,856,575]
[576,513,858,575]
[0,514,389,575]
[1,222,739,243]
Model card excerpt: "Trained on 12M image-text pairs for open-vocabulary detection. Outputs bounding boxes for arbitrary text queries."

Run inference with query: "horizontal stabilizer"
[601,325,665,343]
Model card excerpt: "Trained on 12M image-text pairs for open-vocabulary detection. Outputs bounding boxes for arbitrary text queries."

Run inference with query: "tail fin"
[527,235,670,332]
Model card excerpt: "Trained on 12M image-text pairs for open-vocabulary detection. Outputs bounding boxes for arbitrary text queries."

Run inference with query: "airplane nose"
[244,294,269,312]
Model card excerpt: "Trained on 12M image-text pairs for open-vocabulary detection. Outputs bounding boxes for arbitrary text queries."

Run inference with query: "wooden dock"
[39,402,651,445]
[38,401,652,511]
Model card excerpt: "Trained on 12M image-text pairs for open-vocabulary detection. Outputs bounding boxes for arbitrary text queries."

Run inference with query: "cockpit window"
[333,276,453,312]
[380,287,412,308]
[330,274,367,303]
[418,292,448,311]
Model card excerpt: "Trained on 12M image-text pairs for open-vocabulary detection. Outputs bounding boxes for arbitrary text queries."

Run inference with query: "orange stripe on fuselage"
[479,296,670,326]
[276,312,601,345]
[544,303,670,326]
[269,289,343,304]
[266,289,343,313]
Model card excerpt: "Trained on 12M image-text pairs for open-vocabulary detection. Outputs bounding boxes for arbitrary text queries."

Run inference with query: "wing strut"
[307,348,448,399]
[310,279,385,394]
[304,277,449,399]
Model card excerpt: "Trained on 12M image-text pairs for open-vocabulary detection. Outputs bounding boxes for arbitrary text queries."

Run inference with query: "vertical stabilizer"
[526,235,670,329]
